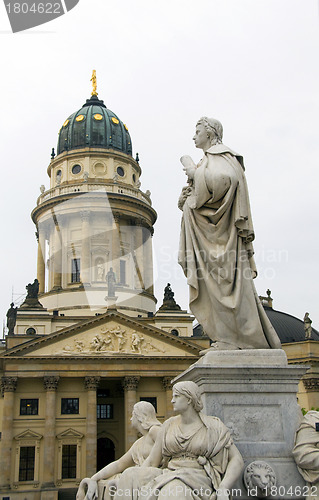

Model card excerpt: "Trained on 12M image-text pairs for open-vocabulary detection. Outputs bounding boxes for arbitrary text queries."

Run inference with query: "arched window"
[26,327,36,335]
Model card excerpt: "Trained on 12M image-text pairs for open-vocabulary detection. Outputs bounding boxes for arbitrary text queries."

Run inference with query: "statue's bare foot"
[200,342,240,355]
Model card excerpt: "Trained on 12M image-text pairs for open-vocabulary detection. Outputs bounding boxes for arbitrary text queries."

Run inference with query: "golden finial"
[91,70,98,96]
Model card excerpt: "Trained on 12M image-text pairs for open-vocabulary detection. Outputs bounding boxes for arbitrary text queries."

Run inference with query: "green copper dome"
[57,95,133,156]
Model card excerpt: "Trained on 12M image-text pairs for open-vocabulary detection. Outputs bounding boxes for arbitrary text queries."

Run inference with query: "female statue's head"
[131,401,161,431]
[172,381,203,412]
[196,117,223,145]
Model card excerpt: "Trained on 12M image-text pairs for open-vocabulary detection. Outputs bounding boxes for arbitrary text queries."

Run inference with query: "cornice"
[1,354,199,362]
[1,310,201,357]
[31,190,157,225]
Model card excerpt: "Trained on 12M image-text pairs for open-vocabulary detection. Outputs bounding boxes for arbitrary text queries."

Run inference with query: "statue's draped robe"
[178,144,281,349]
[142,414,234,500]
[292,411,319,499]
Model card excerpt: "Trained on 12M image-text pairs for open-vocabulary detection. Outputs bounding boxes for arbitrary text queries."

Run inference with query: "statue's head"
[172,381,203,412]
[195,117,223,147]
[131,401,161,430]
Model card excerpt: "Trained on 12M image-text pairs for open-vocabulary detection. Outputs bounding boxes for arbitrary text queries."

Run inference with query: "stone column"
[144,227,154,295]
[42,376,59,489]
[162,377,174,419]
[111,213,120,279]
[134,219,144,289]
[303,378,319,409]
[0,376,17,489]
[37,229,46,294]
[84,376,100,476]
[81,211,91,285]
[122,376,140,450]
[53,220,62,289]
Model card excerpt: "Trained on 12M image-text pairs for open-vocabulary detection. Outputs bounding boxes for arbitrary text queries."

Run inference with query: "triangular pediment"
[3,310,200,359]
[57,428,83,439]
[15,429,43,440]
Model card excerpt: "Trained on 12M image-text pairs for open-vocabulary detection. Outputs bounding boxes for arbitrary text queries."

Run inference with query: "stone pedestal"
[174,349,308,500]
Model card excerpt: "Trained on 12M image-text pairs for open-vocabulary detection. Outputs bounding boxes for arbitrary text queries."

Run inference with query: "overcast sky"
[0,0,318,335]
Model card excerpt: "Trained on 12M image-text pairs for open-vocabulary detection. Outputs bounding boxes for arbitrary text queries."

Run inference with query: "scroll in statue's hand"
[180,155,196,180]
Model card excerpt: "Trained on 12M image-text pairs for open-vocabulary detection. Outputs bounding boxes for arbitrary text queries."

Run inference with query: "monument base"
[174,349,309,499]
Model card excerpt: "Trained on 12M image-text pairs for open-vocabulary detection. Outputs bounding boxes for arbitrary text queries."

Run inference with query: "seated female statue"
[76,401,161,500]
[138,380,244,500]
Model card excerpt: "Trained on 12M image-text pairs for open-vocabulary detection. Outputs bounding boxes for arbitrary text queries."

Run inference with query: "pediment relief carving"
[16,316,199,358]
[60,325,168,356]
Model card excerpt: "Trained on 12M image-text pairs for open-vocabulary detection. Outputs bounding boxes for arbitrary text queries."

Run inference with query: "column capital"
[134,218,146,227]
[113,212,121,223]
[303,377,319,391]
[162,377,172,390]
[43,376,60,391]
[122,376,140,391]
[85,376,100,390]
[1,376,17,393]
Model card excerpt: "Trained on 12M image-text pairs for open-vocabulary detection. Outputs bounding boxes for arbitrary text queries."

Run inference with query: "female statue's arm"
[142,426,164,467]
[80,450,136,500]
[91,448,136,482]
[148,424,161,442]
[217,444,244,500]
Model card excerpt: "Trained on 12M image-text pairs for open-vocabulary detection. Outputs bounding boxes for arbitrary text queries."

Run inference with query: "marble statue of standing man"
[178,117,281,351]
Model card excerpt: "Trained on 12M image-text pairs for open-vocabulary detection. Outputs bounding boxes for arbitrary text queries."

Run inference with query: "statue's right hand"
[85,479,98,500]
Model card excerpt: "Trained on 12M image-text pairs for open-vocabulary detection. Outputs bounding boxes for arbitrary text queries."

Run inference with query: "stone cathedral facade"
[0,89,207,500]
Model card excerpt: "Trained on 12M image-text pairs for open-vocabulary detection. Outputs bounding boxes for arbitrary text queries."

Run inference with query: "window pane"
[62,444,77,479]
[71,258,81,283]
[61,398,79,414]
[120,260,126,284]
[19,446,35,481]
[20,399,38,416]
[97,404,113,419]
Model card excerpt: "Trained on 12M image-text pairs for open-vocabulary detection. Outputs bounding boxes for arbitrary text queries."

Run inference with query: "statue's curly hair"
[197,117,223,144]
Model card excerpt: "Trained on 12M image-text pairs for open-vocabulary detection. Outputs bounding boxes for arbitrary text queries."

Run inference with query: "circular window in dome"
[111,117,119,125]
[72,164,82,175]
[132,173,136,183]
[75,114,85,122]
[117,166,125,177]
[63,119,69,127]
[94,113,103,121]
